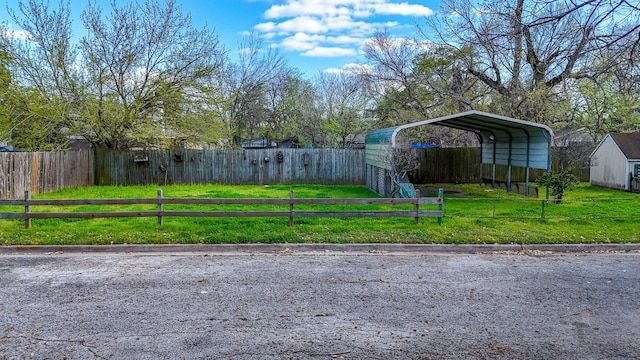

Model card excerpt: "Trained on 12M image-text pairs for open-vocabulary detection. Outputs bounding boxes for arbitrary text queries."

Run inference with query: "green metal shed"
[365,110,554,197]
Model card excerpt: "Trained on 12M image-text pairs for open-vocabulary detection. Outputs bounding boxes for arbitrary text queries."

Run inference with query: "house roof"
[609,133,640,160]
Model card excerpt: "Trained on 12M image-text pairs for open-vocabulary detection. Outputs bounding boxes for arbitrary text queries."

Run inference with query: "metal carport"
[365,110,554,197]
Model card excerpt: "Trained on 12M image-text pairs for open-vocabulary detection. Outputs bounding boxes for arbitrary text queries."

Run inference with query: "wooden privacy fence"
[94,148,365,186]
[2,147,591,200]
[0,189,444,228]
[0,150,94,199]
[411,147,590,184]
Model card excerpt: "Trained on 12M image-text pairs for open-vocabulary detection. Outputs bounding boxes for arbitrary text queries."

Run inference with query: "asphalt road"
[1,248,639,359]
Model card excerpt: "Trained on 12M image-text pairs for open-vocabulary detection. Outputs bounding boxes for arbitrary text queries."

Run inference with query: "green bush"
[537,171,579,203]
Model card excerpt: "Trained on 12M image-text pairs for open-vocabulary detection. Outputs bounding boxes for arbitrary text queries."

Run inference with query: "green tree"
[0,43,11,143]
[1,0,78,150]
[573,54,640,142]
[79,0,225,148]
[290,79,325,147]
[2,0,226,150]
[263,73,308,144]
[7,91,71,150]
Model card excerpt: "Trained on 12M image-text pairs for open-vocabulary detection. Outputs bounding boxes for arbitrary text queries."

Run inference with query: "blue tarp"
[411,143,437,149]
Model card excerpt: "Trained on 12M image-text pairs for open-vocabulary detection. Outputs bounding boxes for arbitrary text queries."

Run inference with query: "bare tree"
[360,32,439,122]
[360,32,482,147]
[314,72,371,148]
[423,0,640,125]
[388,146,421,198]
[5,0,79,100]
[224,33,294,146]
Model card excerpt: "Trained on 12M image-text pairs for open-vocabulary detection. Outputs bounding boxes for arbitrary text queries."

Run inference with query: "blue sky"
[1,0,440,77]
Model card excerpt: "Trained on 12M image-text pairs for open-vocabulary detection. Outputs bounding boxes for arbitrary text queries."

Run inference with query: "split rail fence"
[0,189,444,228]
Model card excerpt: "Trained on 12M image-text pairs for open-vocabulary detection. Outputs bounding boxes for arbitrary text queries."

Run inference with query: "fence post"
[157,189,163,226]
[437,188,444,225]
[414,189,420,224]
[592,199,595,219]
[492,200,496,218]
[289,190,294,226]
[541,200,546,219]
[25,190,31,229]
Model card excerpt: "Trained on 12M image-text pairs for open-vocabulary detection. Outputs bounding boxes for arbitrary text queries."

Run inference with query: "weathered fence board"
[94,148,365,186]
[631,177,640,193]
[0,151,94,199]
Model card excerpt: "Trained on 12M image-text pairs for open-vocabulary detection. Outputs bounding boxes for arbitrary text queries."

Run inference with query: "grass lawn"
[0,183,638,245]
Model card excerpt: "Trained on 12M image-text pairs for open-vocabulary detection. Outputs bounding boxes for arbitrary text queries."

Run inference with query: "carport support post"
[492,164,497,188]
[478,137,484,186]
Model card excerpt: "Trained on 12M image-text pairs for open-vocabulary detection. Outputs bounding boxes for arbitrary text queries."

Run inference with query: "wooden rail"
[0,189,444,228]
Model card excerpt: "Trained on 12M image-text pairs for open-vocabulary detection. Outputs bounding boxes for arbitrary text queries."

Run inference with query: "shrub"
[537,171,579,203]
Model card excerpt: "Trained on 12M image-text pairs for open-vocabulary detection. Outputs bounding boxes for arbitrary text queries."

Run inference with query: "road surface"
[1,247,639,359]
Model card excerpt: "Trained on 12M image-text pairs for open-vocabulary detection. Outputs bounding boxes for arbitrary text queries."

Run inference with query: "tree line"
[1,0,638,151]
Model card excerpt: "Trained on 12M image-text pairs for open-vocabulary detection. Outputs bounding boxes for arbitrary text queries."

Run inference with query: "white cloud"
[362,35,429,54]
[264,1,433,19]
[273,16,330,33]
[325,62,373,74]
[265,1,352,18]
[280,32,326,51]
[256,15,386,35]
[1,24,31,41]
[280,32,363,53]
[302,46,357,57]
[252,1,434,65]
[373,2,434,16]
[326,35,362,45]
[254,21,277,33]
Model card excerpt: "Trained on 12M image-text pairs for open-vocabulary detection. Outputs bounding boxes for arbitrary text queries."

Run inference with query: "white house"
[590,133,640,191]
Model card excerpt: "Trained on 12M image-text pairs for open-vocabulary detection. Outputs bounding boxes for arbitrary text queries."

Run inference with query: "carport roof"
[366,110,553,147]
[365,110,554,170]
